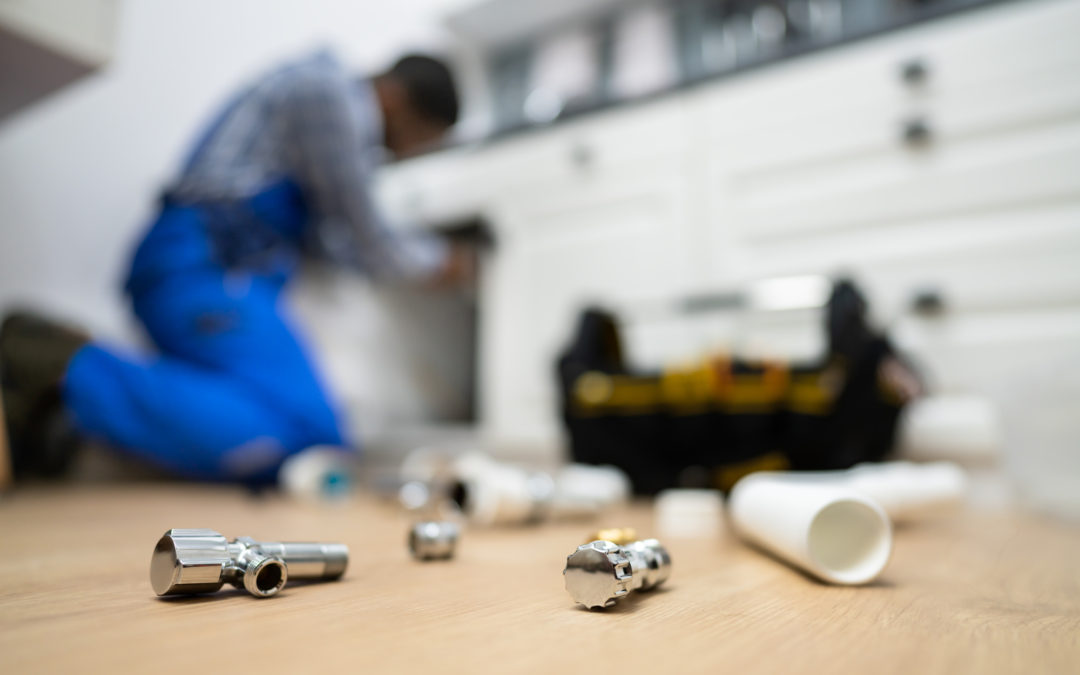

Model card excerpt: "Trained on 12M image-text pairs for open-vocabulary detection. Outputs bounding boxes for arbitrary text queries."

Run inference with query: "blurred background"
[1,0,1078,515]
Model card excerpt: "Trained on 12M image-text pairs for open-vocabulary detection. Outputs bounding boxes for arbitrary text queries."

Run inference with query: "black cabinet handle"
[570,143,594,169]
[901,117,933,146]
[899,58,930,85]
[910,287,946,316]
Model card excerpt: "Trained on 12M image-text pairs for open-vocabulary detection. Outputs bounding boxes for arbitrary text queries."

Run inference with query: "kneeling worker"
[1,50,471,484]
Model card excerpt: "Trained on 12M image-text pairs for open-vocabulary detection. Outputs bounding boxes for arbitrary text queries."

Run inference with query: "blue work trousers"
[62,202,346,482]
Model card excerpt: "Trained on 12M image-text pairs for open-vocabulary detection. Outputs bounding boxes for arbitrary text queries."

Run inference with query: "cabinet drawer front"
[696,0,1080,176]
[719,118,1080,238]
[707,62,1080,183]
[908,0,1080,94]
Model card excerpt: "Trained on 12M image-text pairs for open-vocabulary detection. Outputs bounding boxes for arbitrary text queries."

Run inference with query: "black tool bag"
[556,280,918,494]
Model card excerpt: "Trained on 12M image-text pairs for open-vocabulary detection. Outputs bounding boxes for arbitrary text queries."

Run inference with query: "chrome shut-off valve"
[563,538,671,609]
[150,529,348,598]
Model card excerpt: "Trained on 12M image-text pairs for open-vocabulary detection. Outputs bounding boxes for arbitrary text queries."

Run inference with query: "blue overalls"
[61,180,347,483]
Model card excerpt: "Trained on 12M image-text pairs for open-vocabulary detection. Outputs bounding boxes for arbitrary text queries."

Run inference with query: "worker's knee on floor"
[216,419,349,484]
[218,436,291,480]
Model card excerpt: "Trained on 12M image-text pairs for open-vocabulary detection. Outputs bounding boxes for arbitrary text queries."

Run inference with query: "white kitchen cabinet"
[478,98,697,446]
[686,0,1080,335]
[690,0,1080,239]
[377,0,1080,461]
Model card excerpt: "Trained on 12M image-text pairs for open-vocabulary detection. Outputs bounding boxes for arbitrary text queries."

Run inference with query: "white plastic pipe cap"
[278,446,355,500]
[898,395,1001,462]
[655,489,724,538]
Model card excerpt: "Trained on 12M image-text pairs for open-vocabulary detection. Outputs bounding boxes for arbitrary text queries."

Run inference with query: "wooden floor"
[0,484,1077,674]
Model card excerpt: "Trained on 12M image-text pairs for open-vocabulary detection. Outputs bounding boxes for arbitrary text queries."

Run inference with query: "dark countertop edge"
[400,0,1018,163]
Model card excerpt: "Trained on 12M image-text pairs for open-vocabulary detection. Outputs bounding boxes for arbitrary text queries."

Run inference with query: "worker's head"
[374,54,459,157]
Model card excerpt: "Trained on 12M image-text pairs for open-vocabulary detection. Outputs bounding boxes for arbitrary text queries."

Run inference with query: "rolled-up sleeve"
[284,63,448,282]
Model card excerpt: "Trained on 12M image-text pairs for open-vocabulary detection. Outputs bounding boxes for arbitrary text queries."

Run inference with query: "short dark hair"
[386,54,459,127]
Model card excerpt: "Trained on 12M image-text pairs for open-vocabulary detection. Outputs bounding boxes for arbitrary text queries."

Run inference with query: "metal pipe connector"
[563,538,671,609]
[150,529,348,598]
[408,521,459,561]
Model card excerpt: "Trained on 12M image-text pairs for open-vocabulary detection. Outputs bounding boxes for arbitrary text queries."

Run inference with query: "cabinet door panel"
[481,172,693,444]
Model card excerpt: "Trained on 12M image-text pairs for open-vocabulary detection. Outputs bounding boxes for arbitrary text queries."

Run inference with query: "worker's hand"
[428,242,478,289]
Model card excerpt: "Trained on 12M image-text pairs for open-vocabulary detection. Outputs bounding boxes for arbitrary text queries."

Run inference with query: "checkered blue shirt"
[168,50,447,281]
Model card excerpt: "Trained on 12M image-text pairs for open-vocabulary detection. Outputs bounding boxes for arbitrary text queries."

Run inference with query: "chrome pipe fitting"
[150,529,348,598]
[408,521,459,561]
[563,538,671,609]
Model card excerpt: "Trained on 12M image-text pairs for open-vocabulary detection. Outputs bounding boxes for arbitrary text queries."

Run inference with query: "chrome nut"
[408,521,459,561]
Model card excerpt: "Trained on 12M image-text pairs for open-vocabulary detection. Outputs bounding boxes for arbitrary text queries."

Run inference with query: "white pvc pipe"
[448,453,630,526]
[453,453,546,525]
[745,462,967,520]
[838,462,967,519]
[729,474,893,585]
[551,464,631,519]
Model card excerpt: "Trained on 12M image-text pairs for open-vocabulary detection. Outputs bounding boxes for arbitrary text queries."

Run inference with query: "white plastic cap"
[898,395,1002,463]
[655,489,724,538]
[277,446,355,500]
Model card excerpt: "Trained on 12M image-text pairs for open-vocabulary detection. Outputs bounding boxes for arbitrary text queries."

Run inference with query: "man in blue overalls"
[1,51,467,484]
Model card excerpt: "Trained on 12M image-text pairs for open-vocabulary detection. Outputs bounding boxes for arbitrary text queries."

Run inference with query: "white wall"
[0,0,478,438]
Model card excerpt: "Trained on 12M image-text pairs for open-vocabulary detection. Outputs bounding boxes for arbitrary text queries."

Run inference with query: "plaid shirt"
[168,50,446,281]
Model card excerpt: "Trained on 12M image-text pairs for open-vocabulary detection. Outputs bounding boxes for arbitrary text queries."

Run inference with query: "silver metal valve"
[563,538,671,609]
[150,528,348,598]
